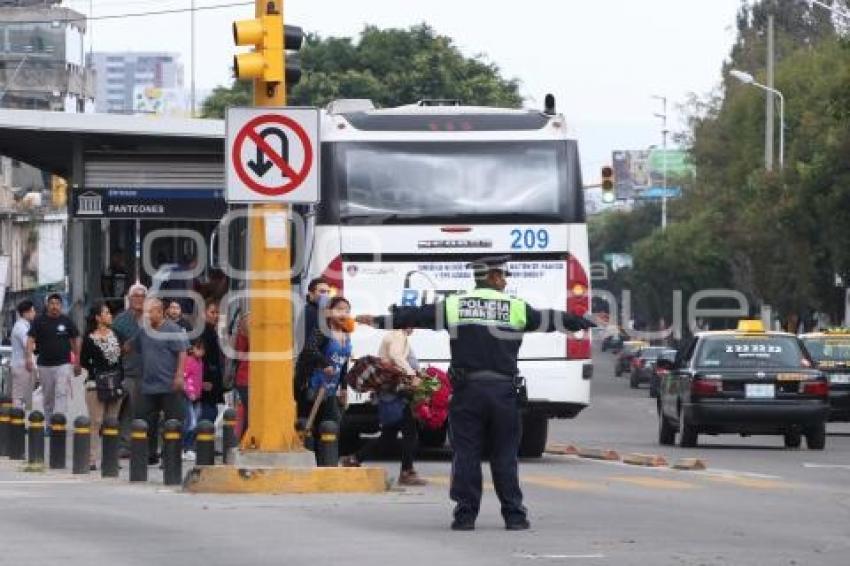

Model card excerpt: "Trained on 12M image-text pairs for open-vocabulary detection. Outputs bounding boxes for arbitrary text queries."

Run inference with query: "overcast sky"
[63,0,744,176]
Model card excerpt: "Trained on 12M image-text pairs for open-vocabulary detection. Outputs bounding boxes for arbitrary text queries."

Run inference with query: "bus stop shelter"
[0,109,227,321]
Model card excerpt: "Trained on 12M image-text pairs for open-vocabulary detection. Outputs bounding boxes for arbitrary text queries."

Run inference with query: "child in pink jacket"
[182,338,205,460]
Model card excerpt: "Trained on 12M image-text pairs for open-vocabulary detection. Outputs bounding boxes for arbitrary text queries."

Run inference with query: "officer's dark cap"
[467,255,512,278]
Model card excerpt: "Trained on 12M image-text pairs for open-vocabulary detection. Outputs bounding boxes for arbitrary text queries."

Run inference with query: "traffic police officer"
[357,256,594,531]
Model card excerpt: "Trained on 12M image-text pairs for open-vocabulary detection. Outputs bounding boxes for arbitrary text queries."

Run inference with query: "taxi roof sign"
[736,320,765,333]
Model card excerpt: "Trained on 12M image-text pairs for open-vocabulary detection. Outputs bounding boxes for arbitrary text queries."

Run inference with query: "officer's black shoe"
[505,518,531,531]
[451,519,475,531]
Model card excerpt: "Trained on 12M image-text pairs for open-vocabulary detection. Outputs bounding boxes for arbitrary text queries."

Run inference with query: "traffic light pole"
[241,0,300,454]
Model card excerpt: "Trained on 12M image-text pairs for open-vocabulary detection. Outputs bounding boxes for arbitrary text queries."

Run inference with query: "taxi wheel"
[678,407,698,448]
[805,422,826,450]
[658,413,676,446]
[783,430,802,449]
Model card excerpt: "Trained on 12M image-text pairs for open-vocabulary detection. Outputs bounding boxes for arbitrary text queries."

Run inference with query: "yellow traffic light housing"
[601,165,616,203]
[233,13,283,83]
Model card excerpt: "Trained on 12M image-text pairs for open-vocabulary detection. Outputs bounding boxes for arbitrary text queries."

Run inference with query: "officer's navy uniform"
[373,260,592,529]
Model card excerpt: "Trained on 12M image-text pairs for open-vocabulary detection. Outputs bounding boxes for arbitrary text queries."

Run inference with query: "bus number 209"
[510,228,550,250]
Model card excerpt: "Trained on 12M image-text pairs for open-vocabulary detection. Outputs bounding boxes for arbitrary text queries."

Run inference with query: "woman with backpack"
[80,301,124,471]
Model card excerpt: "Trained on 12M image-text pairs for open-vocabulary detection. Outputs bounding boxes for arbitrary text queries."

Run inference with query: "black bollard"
[49,414,67,470]
[222,408,238,464]
[101,416,120,478]
[0,406,9,457]
[72,416,91,474]
[26,411,45,465]
[162,419,182,486]
[129,419,148,483]
[8,407,26,460]
[195,420,215,466]
[317,420,340,467]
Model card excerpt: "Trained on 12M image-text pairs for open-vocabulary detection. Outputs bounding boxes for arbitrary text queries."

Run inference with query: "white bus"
[301,99,592,457]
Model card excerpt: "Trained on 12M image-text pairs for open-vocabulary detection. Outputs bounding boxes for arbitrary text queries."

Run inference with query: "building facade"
[88,51,186,115]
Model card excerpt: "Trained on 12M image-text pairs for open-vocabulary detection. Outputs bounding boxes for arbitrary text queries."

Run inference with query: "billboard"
[612,149,693,200]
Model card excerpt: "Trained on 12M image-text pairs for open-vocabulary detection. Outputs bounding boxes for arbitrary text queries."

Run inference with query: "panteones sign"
[72,188,227,220]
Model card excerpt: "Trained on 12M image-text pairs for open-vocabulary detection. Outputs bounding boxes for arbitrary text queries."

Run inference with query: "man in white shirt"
[10,300,36,410]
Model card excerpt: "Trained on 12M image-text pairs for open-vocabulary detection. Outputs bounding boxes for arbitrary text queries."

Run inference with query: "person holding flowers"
[342,328,427,486]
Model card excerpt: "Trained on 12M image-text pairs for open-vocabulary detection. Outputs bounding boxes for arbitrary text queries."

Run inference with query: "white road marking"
[0,480,83,485]
[802,463,850,470]
[515,554,606,560]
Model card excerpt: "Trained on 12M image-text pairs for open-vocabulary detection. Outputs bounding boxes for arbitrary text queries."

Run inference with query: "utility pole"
[765,14,775,171]
[190,0,196,117]
[653,95,668,231]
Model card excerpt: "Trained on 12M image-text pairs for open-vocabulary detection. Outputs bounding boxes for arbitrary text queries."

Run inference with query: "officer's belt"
[464,370,515,382]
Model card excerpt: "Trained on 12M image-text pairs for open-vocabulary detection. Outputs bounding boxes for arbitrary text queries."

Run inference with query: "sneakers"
[398,470,427,486]
[182,450,196,462]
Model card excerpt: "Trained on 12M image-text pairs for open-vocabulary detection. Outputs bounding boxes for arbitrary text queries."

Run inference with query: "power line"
[0,1,254,25]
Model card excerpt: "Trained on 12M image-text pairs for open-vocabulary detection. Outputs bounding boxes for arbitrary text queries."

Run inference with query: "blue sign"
[639,187,682,200]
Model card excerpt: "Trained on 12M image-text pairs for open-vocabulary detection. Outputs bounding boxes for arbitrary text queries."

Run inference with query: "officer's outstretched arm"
[367,304,443,331]
[524,304,596,333]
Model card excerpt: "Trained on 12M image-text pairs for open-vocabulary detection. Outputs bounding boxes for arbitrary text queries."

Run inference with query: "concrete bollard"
[101,416,120,478]
[222,408,238,465]
[0,405,10,457]
[26,411,45,465]
[129,419,148,483]
[194,420,215,466]
[49,414,67,470]
[317,420,339,467]
[72,416,91,474]
[8,407,26,460]
[162,419,182,486]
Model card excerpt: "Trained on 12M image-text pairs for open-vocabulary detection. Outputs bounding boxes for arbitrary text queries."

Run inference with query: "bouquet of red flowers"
[412,366,452,430]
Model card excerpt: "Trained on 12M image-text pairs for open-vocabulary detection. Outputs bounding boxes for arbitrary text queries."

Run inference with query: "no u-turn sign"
[226,107,320,203]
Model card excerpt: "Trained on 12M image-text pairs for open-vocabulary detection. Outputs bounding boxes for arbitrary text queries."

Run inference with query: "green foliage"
[201,24,522,118]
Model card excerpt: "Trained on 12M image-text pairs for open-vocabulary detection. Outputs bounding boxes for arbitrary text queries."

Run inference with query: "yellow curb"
[544,444,578,456]
[183,466,388,494]
[609,475,698,490]
[671,458,707,471]
[622,453,668,467]
[576,447,620,461]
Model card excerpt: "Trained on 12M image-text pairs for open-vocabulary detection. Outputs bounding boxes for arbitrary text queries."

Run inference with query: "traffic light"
[601,165,616,204]
[232,4,303,93]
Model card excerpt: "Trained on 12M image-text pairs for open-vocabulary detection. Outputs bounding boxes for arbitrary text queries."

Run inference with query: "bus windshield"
[325,141,583,225]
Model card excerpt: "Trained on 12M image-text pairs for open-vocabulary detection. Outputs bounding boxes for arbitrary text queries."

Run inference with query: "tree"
[202,24,522,118]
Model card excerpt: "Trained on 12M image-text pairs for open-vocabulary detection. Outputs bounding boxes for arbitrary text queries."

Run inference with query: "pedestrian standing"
[26,293,81,423]
[182,338,205,461]
[233,313,251,439]
[112,283,147,455]
[298,296,354,463]
[10,300,36,410]
[357,256,594,531]
[166,299,193,334]
[131,297,187,465]
[343,328,427,486]
[80,301,124,471]
[295,277,332,417]
[199,301,225,425]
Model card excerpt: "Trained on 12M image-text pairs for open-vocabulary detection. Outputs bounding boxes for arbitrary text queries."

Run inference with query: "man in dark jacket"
[199,301,225,423]
[295,277,331,416]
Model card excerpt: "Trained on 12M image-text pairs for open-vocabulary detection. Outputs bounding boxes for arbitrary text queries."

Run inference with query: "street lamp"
[652,95,669,230]
[730,69,785,170]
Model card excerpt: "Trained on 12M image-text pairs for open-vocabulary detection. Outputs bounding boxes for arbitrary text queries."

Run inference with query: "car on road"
[629,346,669,389]
[648,348,678,398]
[656,320,829,449]
[800,329,850,422]
[615,341,647,377]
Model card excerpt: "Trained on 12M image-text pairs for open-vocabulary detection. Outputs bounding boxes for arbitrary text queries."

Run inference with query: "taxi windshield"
[802,337,850,362]
[696,335,804,369]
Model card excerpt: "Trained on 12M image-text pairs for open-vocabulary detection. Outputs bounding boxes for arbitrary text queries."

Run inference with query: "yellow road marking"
[524,475,602,492]
[705,475,791,490]
[609,476,698,490]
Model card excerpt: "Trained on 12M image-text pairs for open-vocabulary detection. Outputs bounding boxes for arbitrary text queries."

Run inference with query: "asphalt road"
[2,346,850,565]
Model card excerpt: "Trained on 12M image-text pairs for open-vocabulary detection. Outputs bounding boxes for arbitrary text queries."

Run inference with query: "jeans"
[357,404,418,472]
[137,392,184,458]
[10,366,34,411]
[199,401,219,425]
[118,373,141,450]
[85,390,121,465]
[182,398,200,450]
[37,364,72,423]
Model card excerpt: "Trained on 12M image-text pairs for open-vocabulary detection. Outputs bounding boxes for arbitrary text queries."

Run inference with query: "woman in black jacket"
[199,300,225,424]
[80,301,124,471]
